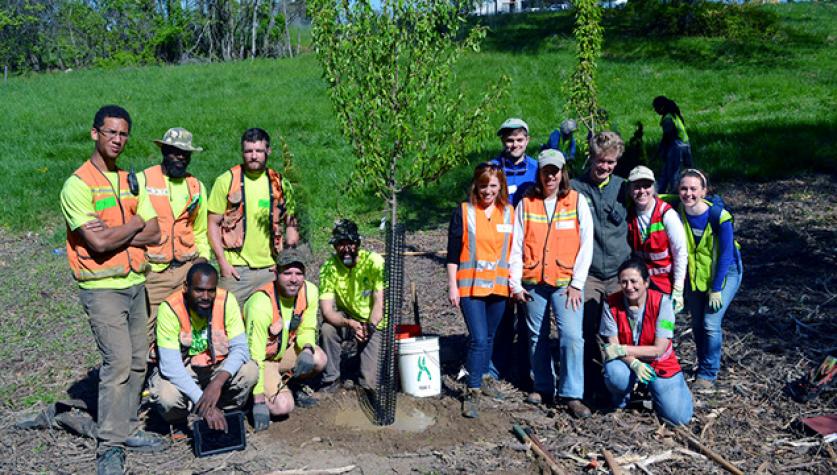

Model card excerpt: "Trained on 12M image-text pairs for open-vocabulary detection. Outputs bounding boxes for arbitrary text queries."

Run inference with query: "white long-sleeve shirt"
[633,204,688,291]
[509,192,594,294]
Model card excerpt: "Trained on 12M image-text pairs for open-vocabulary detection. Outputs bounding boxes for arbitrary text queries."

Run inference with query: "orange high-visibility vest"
[164,288,230,367]
[521,191,581,288]
[251,281,309,360]
[143,165,201,264]
[456,202,513,298]
[220,165,287,257]
[66,160,147,281]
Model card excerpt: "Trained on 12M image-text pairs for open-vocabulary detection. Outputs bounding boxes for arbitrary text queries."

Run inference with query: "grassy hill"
[0,3,833,244]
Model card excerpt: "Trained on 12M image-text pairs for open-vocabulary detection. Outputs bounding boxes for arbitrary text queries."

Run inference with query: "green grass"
[0,3,834,242]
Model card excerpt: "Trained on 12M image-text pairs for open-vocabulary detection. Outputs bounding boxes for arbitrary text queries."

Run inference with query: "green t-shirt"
[60,171,157,290]
[243,281,319,395]
[207,168,296,269]
[137,172,210,273]
[319,249,385,325]
[156,292,244,354]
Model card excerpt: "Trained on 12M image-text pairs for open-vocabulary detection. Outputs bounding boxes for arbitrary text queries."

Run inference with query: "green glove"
[708,291,723,312]
[629,359,657,384]
[672,286,684,314]
[602,343,627,361]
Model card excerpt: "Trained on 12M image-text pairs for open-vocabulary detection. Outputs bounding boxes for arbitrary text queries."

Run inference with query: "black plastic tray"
[192,410,246,457]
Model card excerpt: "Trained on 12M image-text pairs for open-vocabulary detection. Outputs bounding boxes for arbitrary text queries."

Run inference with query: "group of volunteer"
[446,106,741,424]
[61,105,385,475]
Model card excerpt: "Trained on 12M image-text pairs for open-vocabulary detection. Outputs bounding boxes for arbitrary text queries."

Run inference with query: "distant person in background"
[542,119,578,169]
[61,105,164,474]
[571,131,631,405]
[510,149,594,419]
[625,166,687,313]
[600,258,693,426]
[488,118,538,385]
[207,128,300,309]
[141,128,209,347]
[446,163,514,418]
[653,96,693,194]
[674,169,742,390]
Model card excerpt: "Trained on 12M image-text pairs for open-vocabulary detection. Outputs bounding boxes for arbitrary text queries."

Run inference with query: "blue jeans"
[686,254,743,381]
[460,296,506,389]
[524,284,584,399]
[603,359,693,425]
[488,301,529,382]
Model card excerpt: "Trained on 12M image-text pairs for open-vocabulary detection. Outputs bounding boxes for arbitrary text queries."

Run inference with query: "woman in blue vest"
[653,96,693,194]
[676,169,742,390]
[600,258,693,425]
[446,163,514,418]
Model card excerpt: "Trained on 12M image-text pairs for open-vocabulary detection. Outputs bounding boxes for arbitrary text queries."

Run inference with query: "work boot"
[96,447,125,475]
[480,375,506,402]
[317,380,341,396]
[294,385,319,408]
[693,378,716,391]
[566,399,592,419]
[462,389,480,419]
[124,430,168,453]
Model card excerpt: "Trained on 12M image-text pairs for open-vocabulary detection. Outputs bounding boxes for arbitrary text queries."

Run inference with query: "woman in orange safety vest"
[509,149,594,419]
[446,163,514,418]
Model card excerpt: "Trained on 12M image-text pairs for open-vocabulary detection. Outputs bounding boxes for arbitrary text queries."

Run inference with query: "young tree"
[308,0,507,228]
[567,0,604,145]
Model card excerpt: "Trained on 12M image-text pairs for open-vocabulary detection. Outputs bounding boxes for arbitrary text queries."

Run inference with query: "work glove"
[602,343,627,361]
[672,286,684,314]
[629,359,658,384]
[365,322,377,337]
[708,291,723,312]
[252,402,270,432]
[293,348,316,377]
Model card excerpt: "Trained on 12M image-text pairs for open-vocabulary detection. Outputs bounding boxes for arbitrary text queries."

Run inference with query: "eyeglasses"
[98,128,130,139]
[476,162,501,171]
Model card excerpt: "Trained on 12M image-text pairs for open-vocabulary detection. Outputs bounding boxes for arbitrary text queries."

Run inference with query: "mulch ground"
[0,174,835,474]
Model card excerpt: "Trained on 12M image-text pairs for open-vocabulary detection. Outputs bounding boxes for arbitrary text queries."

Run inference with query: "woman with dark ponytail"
[652,96,693,194]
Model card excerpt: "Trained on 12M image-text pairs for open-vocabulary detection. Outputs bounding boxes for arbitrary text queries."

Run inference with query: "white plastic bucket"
[398,336,441,397]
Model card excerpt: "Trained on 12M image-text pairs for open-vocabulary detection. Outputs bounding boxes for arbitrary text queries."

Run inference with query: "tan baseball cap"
[628,165,656,183]
[538,149,566,170]
[153,127,203,152]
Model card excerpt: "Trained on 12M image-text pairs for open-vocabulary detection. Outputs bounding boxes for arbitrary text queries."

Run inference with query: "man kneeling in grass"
[244,248,327,432]
[148,263,258,433]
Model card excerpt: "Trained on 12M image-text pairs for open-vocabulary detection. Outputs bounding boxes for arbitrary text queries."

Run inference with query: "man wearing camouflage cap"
[243,247,327,431]
[140,127,210,343]
[317,219,385,394]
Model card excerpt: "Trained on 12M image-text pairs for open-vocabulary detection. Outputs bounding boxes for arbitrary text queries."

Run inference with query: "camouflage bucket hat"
[276,247,306,272]
[153,127,204,152]
[329,219,361,245]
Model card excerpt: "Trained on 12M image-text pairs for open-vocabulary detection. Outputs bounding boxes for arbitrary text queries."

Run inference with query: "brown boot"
[566,399,592,419]
[462,389,480,419]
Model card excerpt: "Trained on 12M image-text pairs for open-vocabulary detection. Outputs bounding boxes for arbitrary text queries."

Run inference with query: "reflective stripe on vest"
[251,281,309,360]
[628,198,674,294]
[164,288,230,367]
[65,160,147,281]
[143,165,201,264]
[609,289,681,378]
[521,191,580,288]
[221,165,287,256]
[456,202,513,297]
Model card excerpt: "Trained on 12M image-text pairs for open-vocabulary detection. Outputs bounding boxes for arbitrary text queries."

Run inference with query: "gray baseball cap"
[497,118,529,136]
[538,149,566,170]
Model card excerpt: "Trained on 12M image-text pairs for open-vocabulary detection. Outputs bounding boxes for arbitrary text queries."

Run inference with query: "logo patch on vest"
[258,199,270,208]
[146,187,169,196]
[496,223,512,233]
[94,196,117,211]
[555,220,575,230]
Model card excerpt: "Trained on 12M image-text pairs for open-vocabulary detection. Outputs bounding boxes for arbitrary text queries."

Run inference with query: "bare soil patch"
[0,175,835,474]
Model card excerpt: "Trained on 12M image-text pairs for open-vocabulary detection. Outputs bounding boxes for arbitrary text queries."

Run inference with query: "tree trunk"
[263,0,279,55]
[281,0,293,57]
[251,0,261,57]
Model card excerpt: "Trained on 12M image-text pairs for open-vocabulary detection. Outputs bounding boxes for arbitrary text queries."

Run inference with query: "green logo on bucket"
[417,356,431,382]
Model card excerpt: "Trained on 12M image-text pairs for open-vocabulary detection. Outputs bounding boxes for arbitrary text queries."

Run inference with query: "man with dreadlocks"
[244,248,327,431]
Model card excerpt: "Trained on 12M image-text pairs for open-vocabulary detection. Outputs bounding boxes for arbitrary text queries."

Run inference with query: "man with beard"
[207,128,300,309]
[244,248,327,431]
[61,105,163,474]
[148,263,258,432]
[317,219,385,394]
[140,128,210,342]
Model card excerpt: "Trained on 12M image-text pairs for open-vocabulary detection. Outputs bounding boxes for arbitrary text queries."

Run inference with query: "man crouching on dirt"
[147,263,258,433]
[318,219,386,394]
[243,248,327,431]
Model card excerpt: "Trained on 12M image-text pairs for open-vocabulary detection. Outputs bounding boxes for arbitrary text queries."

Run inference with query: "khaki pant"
[145,262,194,341]
[79,285,148,450]
[582,274,621,400]
[219,266,275,309]
[320,321,382,390]
[147,360,259,423]
[263,349,298,398]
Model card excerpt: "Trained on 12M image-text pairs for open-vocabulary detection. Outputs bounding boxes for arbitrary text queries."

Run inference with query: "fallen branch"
[602,449,623,475]
[671,426,744,475]
[512,425,566,475]
[264,465,356,475]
